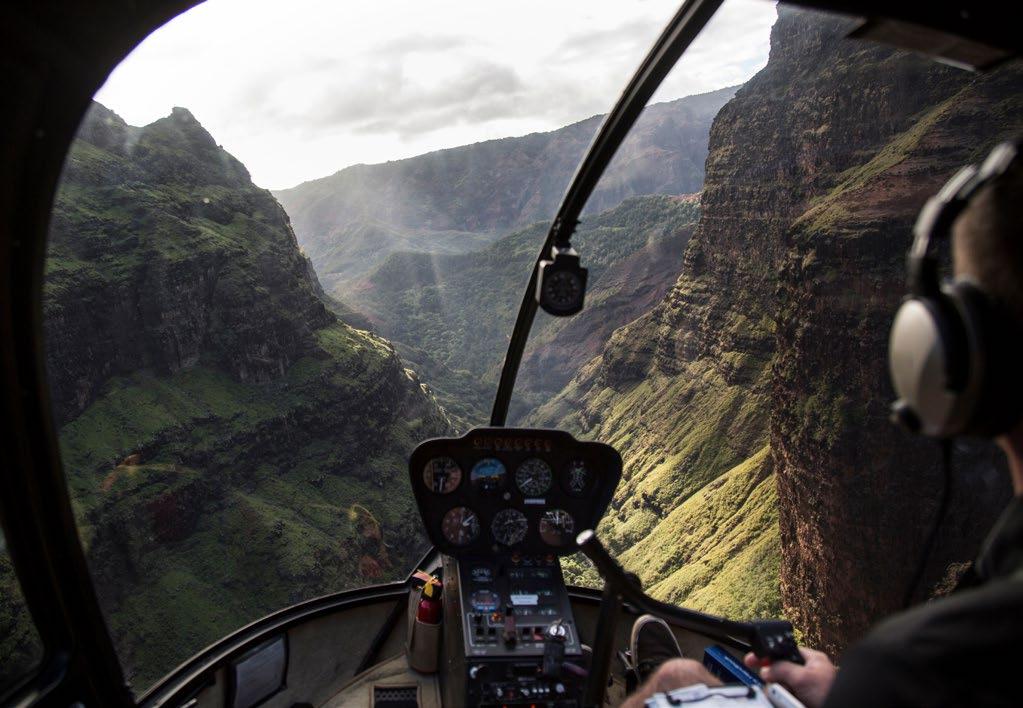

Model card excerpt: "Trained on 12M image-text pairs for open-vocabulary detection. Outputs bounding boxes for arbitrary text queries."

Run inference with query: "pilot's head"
[952,150,1023,451]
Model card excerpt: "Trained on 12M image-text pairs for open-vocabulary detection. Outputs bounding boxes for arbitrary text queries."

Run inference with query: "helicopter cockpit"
[1,1,1021,708]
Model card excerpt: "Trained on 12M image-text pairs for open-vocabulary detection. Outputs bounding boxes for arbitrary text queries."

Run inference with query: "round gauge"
[516,458,553,496]
[491,508,529,546]
[470,590,500,613]
[543,269,584,313]
[441,507,480,546]
[564,459,593,497]
[471,458,507,492]
[539,509,576,547]
[423,456,462,494]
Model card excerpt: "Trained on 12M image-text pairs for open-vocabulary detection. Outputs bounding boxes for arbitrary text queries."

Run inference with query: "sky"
[95,0,777,190]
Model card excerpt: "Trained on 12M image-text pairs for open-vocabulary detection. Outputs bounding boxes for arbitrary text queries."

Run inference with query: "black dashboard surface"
[408,427,622,557]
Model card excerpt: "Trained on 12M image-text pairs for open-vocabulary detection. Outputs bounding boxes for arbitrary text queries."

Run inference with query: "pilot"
[622,142,1023,708]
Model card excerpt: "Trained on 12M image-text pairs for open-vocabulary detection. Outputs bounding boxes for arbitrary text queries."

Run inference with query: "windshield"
[518,2,1022,653]
[26,0,1022,695]
[38,0,742,692]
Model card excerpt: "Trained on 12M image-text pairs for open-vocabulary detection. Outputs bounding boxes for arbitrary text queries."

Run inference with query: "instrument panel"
[408,427,622,557]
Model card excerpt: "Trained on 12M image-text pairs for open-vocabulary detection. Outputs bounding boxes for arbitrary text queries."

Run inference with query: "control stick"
[576,530,803,707]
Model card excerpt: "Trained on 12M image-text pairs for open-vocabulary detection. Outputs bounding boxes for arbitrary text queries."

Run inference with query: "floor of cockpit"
[322,652,441,708]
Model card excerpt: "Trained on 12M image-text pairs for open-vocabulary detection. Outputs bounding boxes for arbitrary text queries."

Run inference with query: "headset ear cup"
[947,280,1023,436]
[888,293,968,437]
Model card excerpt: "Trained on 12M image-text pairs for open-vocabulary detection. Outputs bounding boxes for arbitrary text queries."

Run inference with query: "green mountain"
[37,103,450,689]
[347,194,700,426]
[275,87,735,290]
[530,8,1021,653]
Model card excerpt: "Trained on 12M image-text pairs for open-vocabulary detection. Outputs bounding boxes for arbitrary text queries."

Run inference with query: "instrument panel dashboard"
[409,427,622,556]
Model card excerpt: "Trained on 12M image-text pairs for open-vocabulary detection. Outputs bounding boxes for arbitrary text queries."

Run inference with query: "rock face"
[531,8,1021,647]
[274,87,735,290]
[46,103,334,423]
[770,26,1023,651]
[41,103,450,688]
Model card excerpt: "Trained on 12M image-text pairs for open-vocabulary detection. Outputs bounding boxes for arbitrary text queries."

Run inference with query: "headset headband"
[908,141,1019,296]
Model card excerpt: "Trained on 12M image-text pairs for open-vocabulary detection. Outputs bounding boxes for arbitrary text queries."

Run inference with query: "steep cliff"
[43,103,449,688]
[532,8,1020,642]
[772,47,1023,651]
[275,87,734,290]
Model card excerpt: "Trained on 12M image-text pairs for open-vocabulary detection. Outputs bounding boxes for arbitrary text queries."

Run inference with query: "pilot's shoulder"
[828,578,1023,706]
[861,577,1023,659]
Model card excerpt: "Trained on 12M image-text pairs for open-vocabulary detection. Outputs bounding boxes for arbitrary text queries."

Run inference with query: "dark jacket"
[824,497,1023,707]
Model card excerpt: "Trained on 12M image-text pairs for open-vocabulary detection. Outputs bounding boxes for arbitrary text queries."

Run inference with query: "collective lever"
[542,619,567,677]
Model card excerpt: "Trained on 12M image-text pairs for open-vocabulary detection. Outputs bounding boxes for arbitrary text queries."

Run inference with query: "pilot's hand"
[744,647,836,708]
[620,658,723,708]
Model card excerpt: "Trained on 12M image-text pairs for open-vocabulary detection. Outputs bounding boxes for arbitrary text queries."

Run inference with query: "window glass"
[45,0,686,691]
[0,527,43,690]
[48,0,1023,687]
[518,0,1022,659]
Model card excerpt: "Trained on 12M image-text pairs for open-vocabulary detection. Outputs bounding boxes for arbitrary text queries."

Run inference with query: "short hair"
[953,154,1023,327]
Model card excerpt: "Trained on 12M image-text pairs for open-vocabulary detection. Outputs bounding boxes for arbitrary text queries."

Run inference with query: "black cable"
[903,440,954,609]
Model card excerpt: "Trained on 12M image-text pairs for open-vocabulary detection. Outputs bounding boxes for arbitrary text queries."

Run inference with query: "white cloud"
[95,0,777,189]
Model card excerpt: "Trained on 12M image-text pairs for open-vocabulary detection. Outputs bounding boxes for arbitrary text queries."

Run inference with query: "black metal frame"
[0,4,204,706]
[489,0,725,426]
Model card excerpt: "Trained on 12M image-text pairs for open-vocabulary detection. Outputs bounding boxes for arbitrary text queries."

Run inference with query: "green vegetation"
[533,212,781,613]
[31,103,448,691]
[346,195,700,427]
[797,83,965,234]
[627,447,780,618]
[0,537,42,688]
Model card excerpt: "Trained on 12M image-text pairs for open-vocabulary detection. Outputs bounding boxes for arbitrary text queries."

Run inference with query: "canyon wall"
[532,8,1021,649]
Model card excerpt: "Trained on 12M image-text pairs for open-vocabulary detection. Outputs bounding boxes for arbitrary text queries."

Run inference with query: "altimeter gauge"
[491,508,529,546]
[516,457,552,496]
[442,506,480,546]
[539,509,575,547]
[423,456,462,494]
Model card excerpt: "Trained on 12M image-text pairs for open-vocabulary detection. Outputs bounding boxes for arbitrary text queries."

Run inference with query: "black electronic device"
[455,554,586,706]
[458,555,582,659]
[408,428,622,557]
[536,246,588,317]
[410,428,621,707]
[889,139,1023,438]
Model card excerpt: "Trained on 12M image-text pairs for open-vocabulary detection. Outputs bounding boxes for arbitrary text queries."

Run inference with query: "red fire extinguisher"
[416,578,442,624]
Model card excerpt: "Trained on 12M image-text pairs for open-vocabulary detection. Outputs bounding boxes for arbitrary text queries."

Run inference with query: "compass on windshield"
[537,246,588,317]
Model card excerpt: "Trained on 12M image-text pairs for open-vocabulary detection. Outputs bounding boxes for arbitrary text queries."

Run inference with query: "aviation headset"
[889,139,1023,439]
